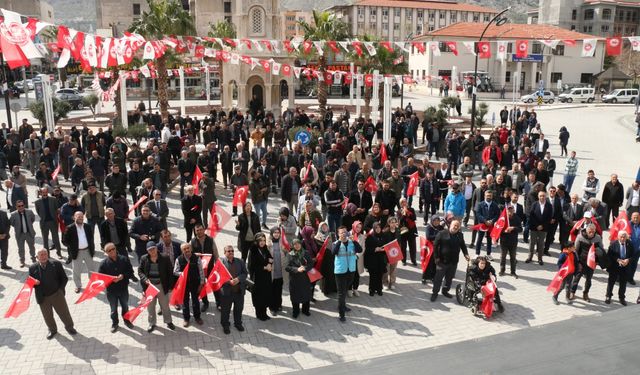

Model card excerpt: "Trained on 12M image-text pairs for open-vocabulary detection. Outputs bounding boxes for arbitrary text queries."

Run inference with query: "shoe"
[183,320,190,328]
[175,305,182,311]
[124,320,134,329]
[345,307,352,312]
[311,297,317,303]
[511,273,518,279]
[195,318,203,325]
[498,303,504,313]
[1,264,12,270]
[235,324,245,332]
[583,292,590,303]
[629,280,636,286]
[605,297,611,304]
[65,258,72,265]
[412,261,418,266]
[523,239,529,244]
[147,325,156,333]
[389,285,395,290]
[552,295,559,305]
[538,260,544,266]
[20,262,26,268]
[499,271,505,277]
[66,328,77,335]
[292,311,300,318]
[525,258,532,264]
[46,331,57,340]
[223,326,231,334]
[569,293,575,300]
[543,251,551,256]
[302,310,310,316]
[430,294,438,302]
[421,279,426,285]
[377,291,383,296]
[269,309,278,316]
[201,302,209,312]
[486,255,493,261]
[110,325,118,333]
[167,322,176,330]
[130,275,139,282]
[352,290,359,297]
[339,316,346,322]
[468,244,475,249]
[620,298,627,306]
[442,291,453,298]
[158,309,162,316]
[369,291,375,296]
[74,288,81,293]
[402,261,407,266]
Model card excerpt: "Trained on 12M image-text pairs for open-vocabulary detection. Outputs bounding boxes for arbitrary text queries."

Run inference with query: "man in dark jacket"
[570,224,605,302]
[99,208,131,257]
[527,190,553,265]
[219,245,248,334]
[544,186,565,255]
[35,187,62,258]
[178,150,195,198]
[191,224,219,312]
[138,241,176,332]
[431,220,469,301]
[474,190,501,257]
[181,185,203,242]
[606,231,633,305]
[104,164,128,198]
[98,242,134,332]
[29,248,77,339]
[348,180,373,223]
[602,174,624,229]
[174,243,205,327]
[281,167,302,216]
[129,206,163,260]
[499,205,522,277]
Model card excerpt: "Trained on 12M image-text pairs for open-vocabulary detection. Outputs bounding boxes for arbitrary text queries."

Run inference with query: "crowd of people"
[1,101,639,341]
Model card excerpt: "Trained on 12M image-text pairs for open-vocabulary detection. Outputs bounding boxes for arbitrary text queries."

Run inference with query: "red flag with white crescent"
[515,40,528,58]
[232,185,249,206]
[490,208,509,243]
[169,263,189,306]
[51,165,61,181]
[407,171,420,196]
[471,223,491,232]
[280,226,291,252]
[199,254,212,273]
[352,41,363,56]
[200,259,232,298]
[122,284,159,323]
[4,276,37,318]
[384,239,404,264]
[480,279,496,318]
[307,268,323,283]
[547,252,575,294]
[445,41,458,56]
[609,211,631,241]
[478,42,491,59]
[380,142,388,164]
[420,237,434,273]
[208,203,230,238]
[314,237,330,271]
[75,272,117,304]
[128,195,148,217]
[191,165,203,195]
[364,175,378,194]
[587,244,597,270]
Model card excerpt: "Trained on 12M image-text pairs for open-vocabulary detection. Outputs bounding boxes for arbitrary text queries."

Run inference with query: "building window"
[438,70,452,79]
[550,72,562,83]
[572,9,577,20]
[484,15,490,22]
[416,25,423,35]
[357,22,364,29]
[584,9,594,20]
[602,9,611,20]
[451,14,457,22]
[407,11,412,21]
[473,14,479,22]
[627,11,632,21]
[382,22,388,30]
[395,8,401,17]
[505,71,511,83]
[370,9,377,16]
[224,1,231,13]
[358,7,364,16]
[428,12,435,20]
[250,7,265,36]
[440,12,445,19]
[616,10,623,21]
[382,8,389,17]
[570,25,575,31]
[507,42,513,53]
[601,25,610,33]
[133,3,141,15]
[286,15,295,21]
[532,42,542,54]
[417,10,423,19]
[580,73,593,84]
[552,45,565,55]
[369,22,376,30]
[393,23,400,31]
[428,25,434,31]
[633,11,638,22]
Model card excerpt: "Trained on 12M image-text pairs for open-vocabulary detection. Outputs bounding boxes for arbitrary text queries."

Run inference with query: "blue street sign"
[294,129,311,145]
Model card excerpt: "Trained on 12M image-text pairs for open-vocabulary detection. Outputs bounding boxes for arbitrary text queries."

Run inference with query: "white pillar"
[356,74,362,118]
[205,65,211,107]
[265,83,273,112]
[287,76,295,109]
[119,70,128,129]
[349,62,354,105]
[530,62,537,92]
[371,70,379,122]
[179,67,186,116]
[383,77,392,143]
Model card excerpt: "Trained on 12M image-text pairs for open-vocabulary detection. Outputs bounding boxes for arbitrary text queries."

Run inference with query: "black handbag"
[245,278,255,293]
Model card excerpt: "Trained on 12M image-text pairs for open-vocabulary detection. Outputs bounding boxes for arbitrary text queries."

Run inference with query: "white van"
[558,87,595,103]
[602,88,639,103]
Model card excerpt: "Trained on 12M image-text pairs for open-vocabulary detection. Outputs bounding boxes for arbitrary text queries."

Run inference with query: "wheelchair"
[455,261,502,317]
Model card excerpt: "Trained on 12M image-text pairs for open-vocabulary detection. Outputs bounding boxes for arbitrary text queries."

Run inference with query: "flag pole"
[0,53,13,129]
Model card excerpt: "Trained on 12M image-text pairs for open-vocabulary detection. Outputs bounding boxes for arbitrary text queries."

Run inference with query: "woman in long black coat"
[248,233,274,321]
[236,201,261,261]
[364,222,388,296]
[422,216,444,284]
[316,222,336,295]
[285,239,315,318]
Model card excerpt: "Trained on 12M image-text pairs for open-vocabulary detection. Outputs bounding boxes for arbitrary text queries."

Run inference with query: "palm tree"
[129,0,195,122]
[208,21,236,106]
[348,35,408,118]
[298,10,350,121]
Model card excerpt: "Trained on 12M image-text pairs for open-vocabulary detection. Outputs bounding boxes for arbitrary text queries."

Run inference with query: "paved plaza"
[0,101,638,375]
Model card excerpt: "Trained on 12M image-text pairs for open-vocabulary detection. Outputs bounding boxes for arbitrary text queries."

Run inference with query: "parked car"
[602,88,638,103]
[14,79,34,93]
[521,90,555,104]
[558,87,595,103]
[54,89,84,109]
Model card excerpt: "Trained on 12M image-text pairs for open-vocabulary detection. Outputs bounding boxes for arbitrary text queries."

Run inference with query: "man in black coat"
[348,179,373,223]
[544,186,565,255]
[0,208,10,269]
[431,220,469,301]
[178,150,196,198]
[420,171,440,221]
[527,190,553,265]
[63,211,96,293]
[99,208,131,257]
[219,145,234,190]
[182,185,203,242]
[98,242,135,332]
[219,245,248,334]
[129,206,163,261]
[280,167,302,216]
[5,179,27,210]
[29,248,76,339]
[499,204,522,277]
[375,180,397,216]
[138,241,176,332]
[606,231,634,305]
[473,190,501,257]
[602,174,624,229]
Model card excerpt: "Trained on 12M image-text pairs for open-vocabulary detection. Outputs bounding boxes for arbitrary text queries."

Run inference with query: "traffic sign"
[537,96,543,105]
[294,129,311,145]
[10,102,21,112]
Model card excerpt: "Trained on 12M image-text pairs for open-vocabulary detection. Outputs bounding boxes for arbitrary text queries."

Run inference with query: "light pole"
[470,7,510,133]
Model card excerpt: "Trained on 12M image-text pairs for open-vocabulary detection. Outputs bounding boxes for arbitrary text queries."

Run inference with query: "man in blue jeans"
[323,179,344,234]
[98,242,134,333]
[332,226,362,322]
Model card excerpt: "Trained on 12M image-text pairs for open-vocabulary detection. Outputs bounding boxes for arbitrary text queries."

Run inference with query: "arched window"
[250,7,265,36]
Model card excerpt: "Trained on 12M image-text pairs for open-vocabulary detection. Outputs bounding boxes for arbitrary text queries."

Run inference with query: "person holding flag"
[397,198,418,266]
[191,224,220,312]
[285,239,315,318]
[173,243,205,327]
[29,248,76,340]
[469,256,504,313]
[499,205,522,278]
[473,191,500,260]
[570,224,604,302]
[219,245,248,334]
[605,231,634,305]
[137,241,176,333]
[422,216,444,284]
[98,242,134,333]
[181,185,203,242]
[551,244,579,305]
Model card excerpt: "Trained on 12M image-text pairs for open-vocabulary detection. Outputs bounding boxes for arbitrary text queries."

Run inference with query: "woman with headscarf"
[363,202,388,233]
[341,202,358,229]
[348,221,366,297]
[422,216,444,284]
[300,225,319,301]
[236,202,261,261]
[365,222,388,296]
[248,232,273,321]
[285,239,315,318]
[278,207,298,246]
[397,197,418,266]
[315,221,336,295]
[268,227,288,315]
[383,216,401,290]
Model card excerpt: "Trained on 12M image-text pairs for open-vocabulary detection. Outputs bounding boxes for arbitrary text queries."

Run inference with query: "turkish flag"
[170,263,189,306]
[208,203,230,238]
[587,244,597,270]
[327,40,340,53]
[57,215,66,233]
[352,41,363,56]
[490,208,509,243]
[480,279,496,318]
[478,42,491,59]
[516,40,528,58]
[280,226,291,251]
[51,165,61,181]
[0,27,30,69]
[344,73,352,85]
[303,40,313,54]
[282,64,291,76]
[407,171,420,196]
[303,161,313,182]
[200,259,232,298]
[342,196,349,209]
[609,211,632,241]
[380,143,388,165]
[307,268,323,283]
[191,165,203,195]
[420,237,434,273]
[122,284,159,323]
[384,239,404,264]
[412,41,426,54]
[324,71,333,85]
[563,39,576,47]
[232,185,249,206]
[471,223,491,232]
[4,276,37,318]
[380,41,394,52]
[75,272,117,304]
[547,252,576,294]
[570,218,602,242]
[364,175,378,194]
[445,41,458,56]
[364,74,374,87]
[128,195,148,217]
[260,59,270,73]
[314,237,330,271]
[199,254,213,274]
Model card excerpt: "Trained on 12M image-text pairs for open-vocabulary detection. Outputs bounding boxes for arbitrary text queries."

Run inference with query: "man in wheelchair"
[468,256,504,314]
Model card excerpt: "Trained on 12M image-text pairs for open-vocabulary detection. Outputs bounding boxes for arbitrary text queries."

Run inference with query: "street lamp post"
[470,7,510,133]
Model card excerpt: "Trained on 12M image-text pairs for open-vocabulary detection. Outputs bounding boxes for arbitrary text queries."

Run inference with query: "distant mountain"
[48,0,96,32]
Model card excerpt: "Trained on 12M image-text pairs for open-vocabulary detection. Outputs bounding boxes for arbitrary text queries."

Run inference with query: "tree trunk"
[378,81,384,120]
[156,56,170,122]
[112,70,122,125]
[317,55,327,120]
